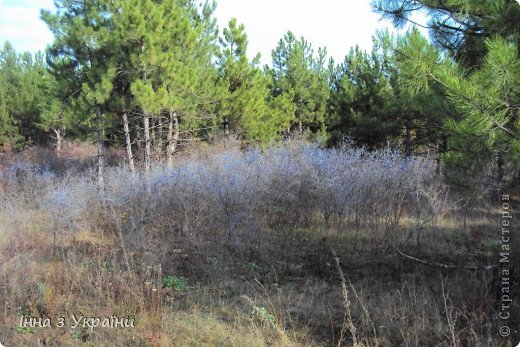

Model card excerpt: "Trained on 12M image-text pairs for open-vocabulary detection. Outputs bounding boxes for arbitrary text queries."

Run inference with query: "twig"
[329,246,359,347]
[345,272,378,345]
[440,272,458,346]
[393,245,496,271]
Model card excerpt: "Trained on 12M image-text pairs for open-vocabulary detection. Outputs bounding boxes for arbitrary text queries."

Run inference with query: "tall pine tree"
[217,19,291,144]
[269,32,330,138]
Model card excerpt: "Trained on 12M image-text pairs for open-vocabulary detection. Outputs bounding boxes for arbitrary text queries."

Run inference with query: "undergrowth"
[0,143,517,346]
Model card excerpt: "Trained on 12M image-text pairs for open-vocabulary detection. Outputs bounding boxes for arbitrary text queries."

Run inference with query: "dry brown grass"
[1,207,517,346]
[0,213,309,346]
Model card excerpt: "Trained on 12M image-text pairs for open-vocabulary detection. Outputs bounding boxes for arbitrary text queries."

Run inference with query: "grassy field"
[0,144,518,346]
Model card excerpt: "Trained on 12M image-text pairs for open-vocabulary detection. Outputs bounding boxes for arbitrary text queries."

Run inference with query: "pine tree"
[42,0,117,186]
[37,54,80,152]
[269,32,330,137]
[160,0,221,162]
[380,38,449,158]
[327,46,396,148]
[374,0,520,187]
[0,42,24,149]
[216,19,290,144]
[43,0,222,172]
[113,0,221,168]
[381,29,519,187]
[0,42,57,149]
[372,0,520,68]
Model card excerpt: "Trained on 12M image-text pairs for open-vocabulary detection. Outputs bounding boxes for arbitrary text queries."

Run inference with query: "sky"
[0,0,421,65]
[0,0,55,53]
[214,0,394,65]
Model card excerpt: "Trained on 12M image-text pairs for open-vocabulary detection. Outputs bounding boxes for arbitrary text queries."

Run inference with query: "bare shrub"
[1,143,444,262]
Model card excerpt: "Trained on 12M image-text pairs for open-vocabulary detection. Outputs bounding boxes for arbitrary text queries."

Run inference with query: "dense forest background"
[0,0,519,191]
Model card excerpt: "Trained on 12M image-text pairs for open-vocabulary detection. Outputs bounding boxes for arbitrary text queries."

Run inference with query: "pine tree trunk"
[405,120,411,157]
[141,41,151,172]
[439,135,448,175]
[144,112,151,172]
[497,151,504,186]
[53,128,62,153]
[436,141,442,176]
[151,117,157,161]
[157,117,163,160]
[223,116,230,137]
[436,135,446,176]
[298,120,303,135]
[96,104,105,190]
[122,110,135,172]
[167,111,179,167]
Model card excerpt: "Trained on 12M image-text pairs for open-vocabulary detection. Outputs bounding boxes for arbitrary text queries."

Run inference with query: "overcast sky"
[0,0,421,65]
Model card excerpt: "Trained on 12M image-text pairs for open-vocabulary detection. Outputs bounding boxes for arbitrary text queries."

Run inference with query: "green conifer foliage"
[269,32,330,137]
[217,19,291,144]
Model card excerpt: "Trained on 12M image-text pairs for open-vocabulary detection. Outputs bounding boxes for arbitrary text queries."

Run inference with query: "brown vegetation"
[0,144,518,346]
